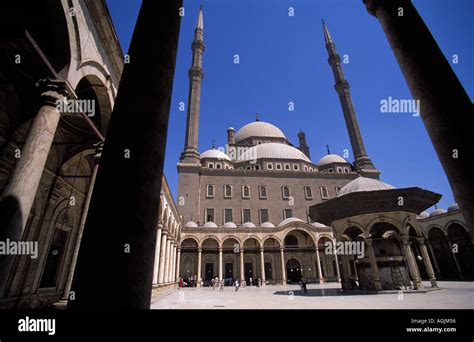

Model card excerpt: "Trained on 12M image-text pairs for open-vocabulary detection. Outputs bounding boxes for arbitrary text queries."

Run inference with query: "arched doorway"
[179,238,198,286]
[243,238,260,285]
[201,238,219,283]
[222,237,239,285]
[284,230,317,283]
[263,237,281,284]
[286,258,302,283]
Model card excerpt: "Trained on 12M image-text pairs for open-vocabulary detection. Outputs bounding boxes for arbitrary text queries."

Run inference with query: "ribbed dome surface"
[337,177,395,197]
[237,143,311,163]
[316,154,348,166]
[200,149,231,161]
[234,121,287,142]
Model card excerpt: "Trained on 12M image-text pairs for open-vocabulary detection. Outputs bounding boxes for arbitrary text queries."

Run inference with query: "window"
[224,185,232,198]
[205,208,215,222]
[304,166,308,172]
[284,164,290,170]
[282,186,290,199]
[337,167,342,173]
[224,208,233,223]
[284,209,293,219]
[224,165,228,169]
[293,164,299,171]
[242,185,250,199]
[255,165,260,170]
[335,187,341,195]
[242,209,251,223]
[267,163,273,170]
[259,209,269,224]
[276,163,282,170]
[328,168,334,173]
[344,167,350,173]
[259,186,267,199]
[206,185,215,198]
[309,168,313,172]
[257,141,262,145]
[246,166,251,170]
[216,163,221,169]
[304,186,313,199]
[320,187,329,199]
[208,163,214,168]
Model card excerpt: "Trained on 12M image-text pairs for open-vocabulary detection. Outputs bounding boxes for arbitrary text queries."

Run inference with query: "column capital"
[260,247,265,253]
[365,238,374,246]
[218,247,223,252]
[197,247,202,253]
[416,237,426,245]
[38,78,69,107]
[280,247,285,253]
[157,220,164,229]
[401,235,411,244]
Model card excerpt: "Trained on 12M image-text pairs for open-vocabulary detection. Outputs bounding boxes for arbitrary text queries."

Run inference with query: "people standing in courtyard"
[249,277,253,286]
[234,279,240,292]
[211,278,215,290]
[219,279,224,292]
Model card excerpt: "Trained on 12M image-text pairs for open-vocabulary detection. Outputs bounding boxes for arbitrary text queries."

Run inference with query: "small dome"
[237,143,311,163]
[234,121,287,142]
[338,177,395,197]
[203,221,218,228]
[184,221,198,228]
[200,149,231,161]
[311,222,326,228]
[223,222,237,228]
[227,126,235,131]
[417,211,430,219]
[447,203,460,212]
[242,222,256,228]
[430,208,447,217]
[316,154,348,166]
[261,222,275,228]
[278,217,304,227]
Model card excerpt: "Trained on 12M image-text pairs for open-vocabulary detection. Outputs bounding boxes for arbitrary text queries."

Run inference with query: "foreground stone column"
[157,231,168,284]
[427,241,441,275]
[402,236,423,289]
[175,247,181,282]
[315,247,324,284]
[260,247,266,285]
[365,239,382,290]
[417,238,437,287]
[218,247,223,281]
[171,243,176,283]
[363,0,474,237]
[447,238,464,279]
[63,144,102,300]
[196,248,202,284]
[152,221,163,284]
[0,79,67,295]
[333,240,341,283]
[68,1,182,310]
[164,238,171,283]
[240,249,244,282]
[280,248,286,284]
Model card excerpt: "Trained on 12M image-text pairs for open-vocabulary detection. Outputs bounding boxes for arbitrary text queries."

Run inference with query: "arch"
[426,224,447,237]
[365,216,403,238]
[283,228,317,247]
[367,220,403,239]
[200,235,220,248]
[180,236,199,248]
[262,235,283,247]
[242,235,262,248]
[222,235,242,246]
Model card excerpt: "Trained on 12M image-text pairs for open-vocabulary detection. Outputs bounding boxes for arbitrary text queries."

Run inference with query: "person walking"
[211,278,215,290]
[234,279,240,292]
[249,276,253,286]
[219,279,224,292]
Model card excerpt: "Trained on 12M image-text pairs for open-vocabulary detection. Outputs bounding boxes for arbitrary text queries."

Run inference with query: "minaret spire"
[322,20,379,178]
[298,130,311,160]
[180,6,205,164]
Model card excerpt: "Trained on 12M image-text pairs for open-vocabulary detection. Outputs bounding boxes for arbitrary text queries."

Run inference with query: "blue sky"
[107,0,473,211]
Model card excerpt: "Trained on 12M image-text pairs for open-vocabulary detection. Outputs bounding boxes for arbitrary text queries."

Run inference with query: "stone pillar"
[417,238,437,287]
[365,239,382,290]
[164,238,172,283]
[157,231,168,284]
[447,238,464,279]
[0,80,67,294]
[363,0,474,238]
[175,247,181,282]
[63,144,102,300]
[197,248,202,284]
[68,1,182,310]
[171,243,177,283]
[401,236,423,289]
[240,249,244,282]
[152,221,163,285]
[218,247,223,281]
[280,248,286,284]
[315,247,324,284]
[338,255,349,288]
[260,247,266,285]
[427,241,441,275]
[333,239,341,282]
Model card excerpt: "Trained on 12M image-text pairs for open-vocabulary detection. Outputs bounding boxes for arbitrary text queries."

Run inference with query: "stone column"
[63,144,102,300]
[197,248,202,284]
[0,80,67,294]
[175,247,181,282]
[68,1,182,310]
[164,238,172,283]
[427,241,441,275]
[240,249,244,282]
[152,221,163,285]
[417,238,437,287]
[171,243,177,283]
[401,236,423,289]
[280,248,286,284]
[157,231,168,284]
[363,0,474,239]
[365,239,382,290]
[260,247,266,285]
[218,247,223,281]
[333,240,341,283]
[447,238,464,279]
[315,247,324,284]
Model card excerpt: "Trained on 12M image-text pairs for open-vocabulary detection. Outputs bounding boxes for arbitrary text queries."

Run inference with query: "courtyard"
[151,281,474,309]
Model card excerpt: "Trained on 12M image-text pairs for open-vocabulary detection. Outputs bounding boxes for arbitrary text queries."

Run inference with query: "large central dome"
[234,121,287,142]
[237,143,311,163]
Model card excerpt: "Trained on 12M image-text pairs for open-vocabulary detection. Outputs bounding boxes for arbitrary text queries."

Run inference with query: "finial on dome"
[326,144,331,155]
[212,139,215,149]
[255,113,260,122]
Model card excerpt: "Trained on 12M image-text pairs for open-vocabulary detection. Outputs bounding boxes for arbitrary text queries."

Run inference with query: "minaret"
[180,6,205,164]
[322,20,379,178]
[298,129,311,160]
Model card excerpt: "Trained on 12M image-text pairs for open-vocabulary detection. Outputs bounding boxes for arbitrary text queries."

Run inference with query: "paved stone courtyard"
[150,281,474,309]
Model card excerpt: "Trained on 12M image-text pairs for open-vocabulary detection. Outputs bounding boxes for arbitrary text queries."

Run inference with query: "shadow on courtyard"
[273,289,378,297]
